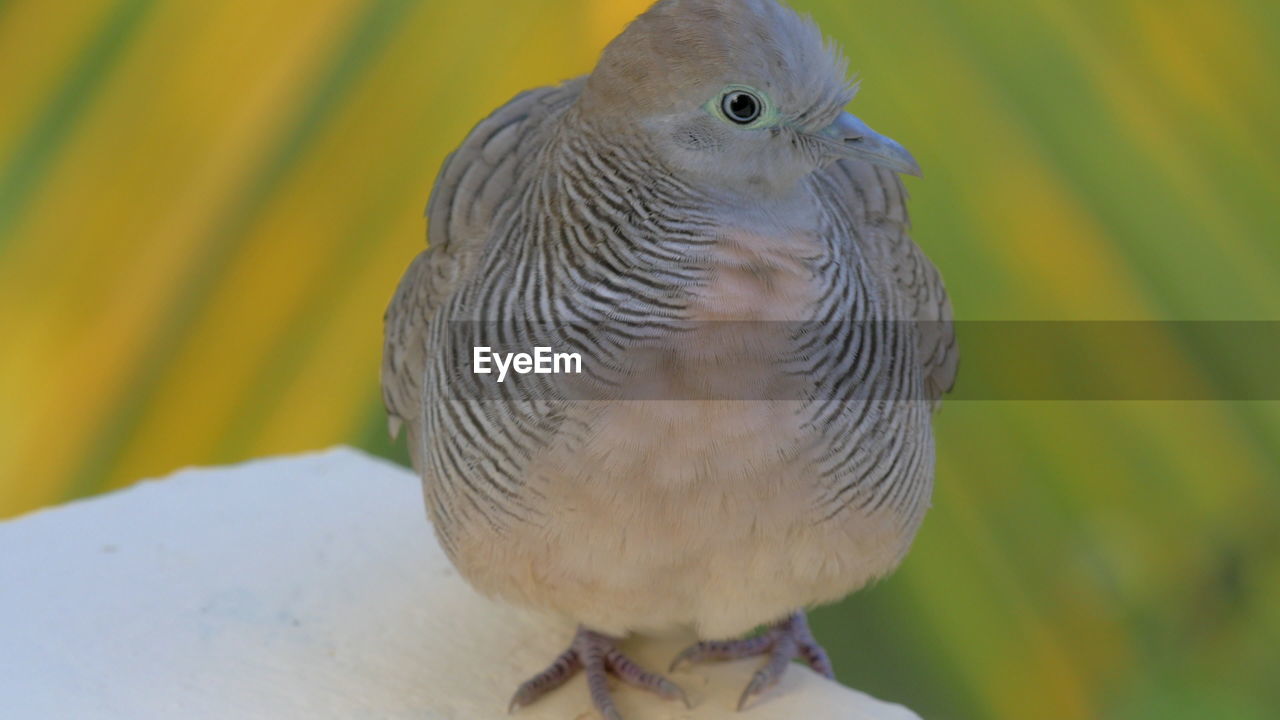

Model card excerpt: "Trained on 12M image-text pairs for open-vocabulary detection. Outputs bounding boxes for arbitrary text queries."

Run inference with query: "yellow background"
[1,1,1277,718]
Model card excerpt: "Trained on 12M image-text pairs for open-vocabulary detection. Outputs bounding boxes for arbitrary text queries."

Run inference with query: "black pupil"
[724,92,760,123]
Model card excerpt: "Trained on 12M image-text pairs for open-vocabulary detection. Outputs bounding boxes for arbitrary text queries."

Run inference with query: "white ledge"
[0,447,921,719]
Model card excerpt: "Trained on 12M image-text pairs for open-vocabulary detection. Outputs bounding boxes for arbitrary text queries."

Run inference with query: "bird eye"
[721,90,762,125]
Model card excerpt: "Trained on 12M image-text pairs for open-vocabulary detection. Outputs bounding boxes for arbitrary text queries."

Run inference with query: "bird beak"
[819,112,921,177]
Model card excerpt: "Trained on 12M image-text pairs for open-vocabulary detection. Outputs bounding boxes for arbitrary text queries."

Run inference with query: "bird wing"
[381,79,585,463]
[817,160,958,405]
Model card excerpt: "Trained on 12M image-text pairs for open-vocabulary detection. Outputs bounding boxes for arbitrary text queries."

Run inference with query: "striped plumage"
[382,0,955,714]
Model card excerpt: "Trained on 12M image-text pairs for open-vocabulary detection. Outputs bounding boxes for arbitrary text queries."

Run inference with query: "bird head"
[579,0,920,197]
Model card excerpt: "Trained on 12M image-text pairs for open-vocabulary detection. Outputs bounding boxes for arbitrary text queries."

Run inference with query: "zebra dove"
[382,0,956,717]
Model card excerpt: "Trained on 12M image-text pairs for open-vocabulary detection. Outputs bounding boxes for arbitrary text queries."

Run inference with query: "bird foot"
[509,626,688,720]
[669,611,834,711]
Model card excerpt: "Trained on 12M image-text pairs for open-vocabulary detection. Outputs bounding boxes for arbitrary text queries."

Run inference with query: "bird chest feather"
[646,226,827,400]
[691,227,825,322]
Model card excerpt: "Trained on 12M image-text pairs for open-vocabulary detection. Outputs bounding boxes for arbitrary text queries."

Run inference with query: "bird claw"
[667,646,698,673]
[508,645,581,713]
[660,678,692,709]
[737,669,772,711]
[669,611,835,711]
[669,633,774,672]
[509,626,686,719]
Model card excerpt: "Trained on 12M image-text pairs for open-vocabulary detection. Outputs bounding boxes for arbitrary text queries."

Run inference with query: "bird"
[381,0,956,718]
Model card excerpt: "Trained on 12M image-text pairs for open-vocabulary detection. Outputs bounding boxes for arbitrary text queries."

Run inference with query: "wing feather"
[818,160,958,405]
[381,79,585,468]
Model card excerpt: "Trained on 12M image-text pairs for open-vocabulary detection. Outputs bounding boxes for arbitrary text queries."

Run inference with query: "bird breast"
[690,226,825,323]
[619,226,826,402]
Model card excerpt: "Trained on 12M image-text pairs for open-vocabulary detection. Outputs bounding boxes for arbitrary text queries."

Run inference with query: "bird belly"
[447,399,919,640]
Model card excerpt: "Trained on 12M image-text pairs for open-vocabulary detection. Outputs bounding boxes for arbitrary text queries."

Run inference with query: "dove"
[382,0,956,717]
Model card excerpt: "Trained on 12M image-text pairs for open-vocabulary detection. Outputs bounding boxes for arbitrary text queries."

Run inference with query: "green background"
[1,1,1277,717]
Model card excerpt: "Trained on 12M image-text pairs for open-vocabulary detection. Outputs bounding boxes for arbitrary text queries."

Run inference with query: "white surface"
[0,447,921,719]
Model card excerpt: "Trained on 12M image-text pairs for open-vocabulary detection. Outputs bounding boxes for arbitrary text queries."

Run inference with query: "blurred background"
[1,0,1277,718]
